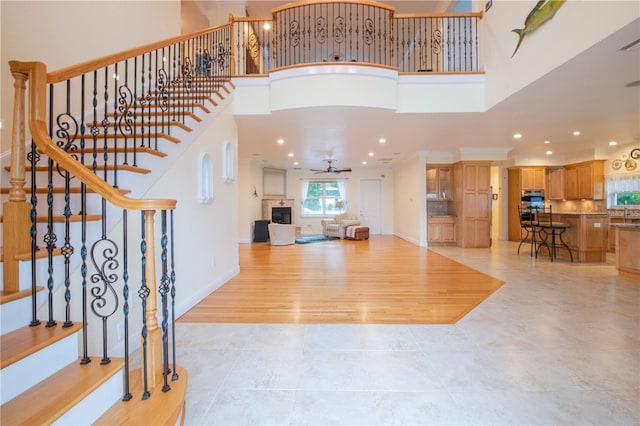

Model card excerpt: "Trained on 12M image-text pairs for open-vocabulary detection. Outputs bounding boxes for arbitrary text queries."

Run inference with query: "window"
[301,180,346,217]
[606,173,640,208]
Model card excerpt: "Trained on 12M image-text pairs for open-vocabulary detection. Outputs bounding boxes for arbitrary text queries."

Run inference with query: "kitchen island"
[613,223,640,279]
[549,212,609,263]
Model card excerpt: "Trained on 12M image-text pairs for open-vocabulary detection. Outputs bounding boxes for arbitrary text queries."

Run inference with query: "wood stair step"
[94,365,187,426]
[6,164,151,174]
[0,357,125,426]
[78,132,181,144]
[95,120,192,133]
[0,323,83,369]
[107,110,203,123]
[0,286,44,305]
[1,187,131,195]
[35,214,102,223]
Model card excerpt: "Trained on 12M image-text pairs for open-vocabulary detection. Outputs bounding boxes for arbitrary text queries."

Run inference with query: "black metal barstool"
[517,205,541,256]
[536,206,574,262]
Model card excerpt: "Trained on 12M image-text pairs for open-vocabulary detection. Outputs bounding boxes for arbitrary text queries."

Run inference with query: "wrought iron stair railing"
[3,22,231,419]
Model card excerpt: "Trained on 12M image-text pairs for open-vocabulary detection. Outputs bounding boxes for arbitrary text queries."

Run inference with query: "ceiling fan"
[311,159,352,174]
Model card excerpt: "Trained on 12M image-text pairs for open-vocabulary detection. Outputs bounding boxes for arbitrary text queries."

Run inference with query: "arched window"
[222,141,234,183]
[198,152,214,203]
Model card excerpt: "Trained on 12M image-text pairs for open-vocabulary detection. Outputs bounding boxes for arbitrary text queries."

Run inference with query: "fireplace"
[272,207,292,224]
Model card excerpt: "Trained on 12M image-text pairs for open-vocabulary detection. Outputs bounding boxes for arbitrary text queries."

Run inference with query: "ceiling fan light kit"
[310,159,352,174]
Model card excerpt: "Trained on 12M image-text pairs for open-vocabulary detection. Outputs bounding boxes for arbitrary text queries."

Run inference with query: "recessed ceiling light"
[263,23,271,30]
[546,150,553,155]
[573,131,581,136]
[379,138,386,144]
[368,152,374,156]
[513,133,522,139]
[294,161,299,166]
[544,140,550,144]
[288,153,294,157]
[362,161,367,165]
[609,141,617,146]
[277,139,284,144]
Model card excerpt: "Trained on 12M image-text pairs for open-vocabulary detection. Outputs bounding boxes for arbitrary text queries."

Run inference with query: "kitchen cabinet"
[521,167,546,190]
[615,224,640,277]
[507,167,545,241]
[427,217,457,243]
[426,167,452,200]
[556,213,609,263]
[564,160,605,200]
[546,167,565,200]
[454,161,491,248]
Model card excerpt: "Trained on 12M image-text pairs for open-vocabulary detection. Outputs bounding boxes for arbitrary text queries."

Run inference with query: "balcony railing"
[231,0,482,75]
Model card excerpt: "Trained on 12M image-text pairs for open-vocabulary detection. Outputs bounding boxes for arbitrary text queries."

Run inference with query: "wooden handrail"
[47,23,232,84]
[272,0,396,14]
[11,60,176,212]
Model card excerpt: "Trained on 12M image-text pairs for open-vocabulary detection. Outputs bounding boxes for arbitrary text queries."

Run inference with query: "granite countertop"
[556,211,609,215]
[611,223,640,229]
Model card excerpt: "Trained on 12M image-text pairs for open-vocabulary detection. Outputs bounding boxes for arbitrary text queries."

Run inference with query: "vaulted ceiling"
[206,1,640,171]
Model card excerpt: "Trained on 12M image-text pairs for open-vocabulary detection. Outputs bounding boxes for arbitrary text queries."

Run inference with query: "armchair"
[321,213,360,238]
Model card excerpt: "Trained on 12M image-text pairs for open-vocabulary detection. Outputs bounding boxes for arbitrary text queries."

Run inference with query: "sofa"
[321,213,360,238]
[268,223,297,245]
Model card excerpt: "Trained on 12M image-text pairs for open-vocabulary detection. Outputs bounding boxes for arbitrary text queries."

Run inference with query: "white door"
[359,179,382,234]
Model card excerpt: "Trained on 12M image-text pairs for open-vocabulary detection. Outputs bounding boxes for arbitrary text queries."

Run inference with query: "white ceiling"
[232,2,640,171]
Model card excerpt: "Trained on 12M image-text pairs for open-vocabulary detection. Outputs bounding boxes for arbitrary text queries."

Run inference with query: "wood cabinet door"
[546,168,565,200]
[439,168,452,200]
[426,168,438,199]
[427,222,442,242]
[442,223,456,242]
[577,164,593,199]
[565,167,579,199]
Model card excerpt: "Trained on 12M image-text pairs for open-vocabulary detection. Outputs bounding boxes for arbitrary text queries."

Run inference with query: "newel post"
[3,63,32,292]
[142,209,163,392]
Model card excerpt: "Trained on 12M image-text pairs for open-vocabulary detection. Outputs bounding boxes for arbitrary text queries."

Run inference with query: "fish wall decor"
[512,0,566,57]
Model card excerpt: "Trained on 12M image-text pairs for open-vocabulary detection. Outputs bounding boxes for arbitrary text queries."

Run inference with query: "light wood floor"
[178,236,504,324]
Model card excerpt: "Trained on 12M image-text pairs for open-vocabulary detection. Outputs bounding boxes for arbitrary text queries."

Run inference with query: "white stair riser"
[52,371,122,426]
[0,293,45,334]
[0,332,78,404]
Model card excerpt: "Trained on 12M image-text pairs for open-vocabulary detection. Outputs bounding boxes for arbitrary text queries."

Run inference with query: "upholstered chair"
[321,213,360,238]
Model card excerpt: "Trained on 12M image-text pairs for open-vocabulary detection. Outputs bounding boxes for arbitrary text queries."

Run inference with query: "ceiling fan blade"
[310,169,326,172]
[336,168,352,172]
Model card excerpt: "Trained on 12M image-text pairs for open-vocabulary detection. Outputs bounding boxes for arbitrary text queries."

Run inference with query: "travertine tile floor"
[176,240,639,425]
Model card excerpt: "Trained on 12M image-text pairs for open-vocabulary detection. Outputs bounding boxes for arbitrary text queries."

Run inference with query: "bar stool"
[517,205,541,256]
[536,206,574,262]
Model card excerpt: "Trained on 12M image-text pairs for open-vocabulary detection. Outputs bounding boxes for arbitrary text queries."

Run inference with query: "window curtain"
[605,172,640,193]
[337,180,347,209]
[301,180,310,204]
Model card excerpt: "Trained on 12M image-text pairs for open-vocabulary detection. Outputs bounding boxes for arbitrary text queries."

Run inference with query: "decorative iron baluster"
[91,70,99,175]
[122,210,132,401]
[160,210,171,392]
[147,52,153,150]
[45,84,57,328]
[28,141,41,327]
[170,210,178,381]
[132,56,139,167]
[118,59,134,166]
[102,67,110,185]
[139,211,151,400]
[112,63,120,188]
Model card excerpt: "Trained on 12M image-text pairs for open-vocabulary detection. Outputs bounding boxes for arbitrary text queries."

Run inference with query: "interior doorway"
[359,179,382,234]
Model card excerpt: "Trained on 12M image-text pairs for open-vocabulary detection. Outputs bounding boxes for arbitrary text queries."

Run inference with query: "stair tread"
[1,357,125,426]
[6,164,152,174]
[78,132,181,144]
[94,365,187,426]
[1,187,132,194]
[0,286,44,305]
[0,323,83,369]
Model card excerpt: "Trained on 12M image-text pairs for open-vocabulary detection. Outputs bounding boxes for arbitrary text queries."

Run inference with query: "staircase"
[0,24,233,425]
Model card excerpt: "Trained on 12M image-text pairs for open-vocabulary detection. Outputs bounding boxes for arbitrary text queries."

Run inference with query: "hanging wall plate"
[612,159,622,170]
[625,159,637,171]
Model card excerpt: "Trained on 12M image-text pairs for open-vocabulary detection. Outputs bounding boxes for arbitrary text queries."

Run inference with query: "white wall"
[393,155,426,246]
[481,0,639,109]
[237,163,397,238]
[143,101,239,314]
[0,0,181,154]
